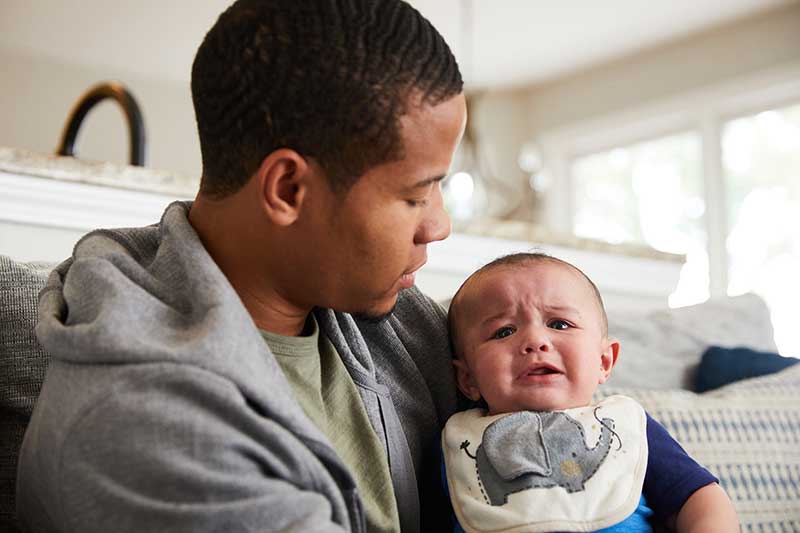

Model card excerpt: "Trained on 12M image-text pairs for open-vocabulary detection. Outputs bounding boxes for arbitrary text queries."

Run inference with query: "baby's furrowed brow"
[479,312,507,327]
[543,304,582,317]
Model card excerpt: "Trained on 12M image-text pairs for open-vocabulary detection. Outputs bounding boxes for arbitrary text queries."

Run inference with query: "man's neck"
[188,193,311,336]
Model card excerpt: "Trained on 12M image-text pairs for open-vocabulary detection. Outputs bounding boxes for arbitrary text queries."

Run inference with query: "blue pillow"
[694,346,800,393]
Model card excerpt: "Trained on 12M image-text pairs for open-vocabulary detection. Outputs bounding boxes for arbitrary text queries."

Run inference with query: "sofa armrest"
[0,255,54,531]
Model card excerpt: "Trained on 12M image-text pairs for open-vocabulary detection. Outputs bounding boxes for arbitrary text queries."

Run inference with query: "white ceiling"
[0,0,794,89]
[417,0,796,88]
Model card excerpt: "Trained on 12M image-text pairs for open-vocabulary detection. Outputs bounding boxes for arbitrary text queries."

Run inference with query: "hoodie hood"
[36,201,303,426]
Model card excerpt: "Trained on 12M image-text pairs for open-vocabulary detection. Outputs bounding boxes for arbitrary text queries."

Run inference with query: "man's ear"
[255,149,310,226]
[598,337,620,384]
[453,359,481,401]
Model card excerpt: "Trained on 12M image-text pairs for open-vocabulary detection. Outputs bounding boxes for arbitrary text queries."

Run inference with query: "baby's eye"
[491,326,516,339]
[548,319,571,330]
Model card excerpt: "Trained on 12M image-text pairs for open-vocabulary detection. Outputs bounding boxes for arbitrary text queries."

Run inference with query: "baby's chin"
[487,399,590,415]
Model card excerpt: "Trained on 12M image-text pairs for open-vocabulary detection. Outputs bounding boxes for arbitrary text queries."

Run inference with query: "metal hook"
[55,81,146,166]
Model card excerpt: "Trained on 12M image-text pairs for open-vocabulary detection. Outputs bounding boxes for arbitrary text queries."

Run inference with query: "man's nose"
[414,186,451,245]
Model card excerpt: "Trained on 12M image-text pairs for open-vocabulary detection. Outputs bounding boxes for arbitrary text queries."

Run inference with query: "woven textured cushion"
[0,255,53,532]
[598,364,800,530]
[607,294,778,390]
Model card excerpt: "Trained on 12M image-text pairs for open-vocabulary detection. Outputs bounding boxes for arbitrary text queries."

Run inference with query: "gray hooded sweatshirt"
[16,201,458,533]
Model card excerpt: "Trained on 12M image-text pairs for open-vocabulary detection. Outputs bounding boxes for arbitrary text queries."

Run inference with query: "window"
[571,132,709,307]
[549,70,800,356]
[722,103,800,355]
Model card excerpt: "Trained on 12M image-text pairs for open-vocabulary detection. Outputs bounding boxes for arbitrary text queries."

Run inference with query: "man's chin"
[350,293,401,324]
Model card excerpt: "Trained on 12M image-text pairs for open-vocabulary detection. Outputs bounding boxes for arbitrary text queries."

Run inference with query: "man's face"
[297,93,467,316]
[454,262,617,415]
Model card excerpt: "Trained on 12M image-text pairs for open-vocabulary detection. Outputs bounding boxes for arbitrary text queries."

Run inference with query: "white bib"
[442,395,648,533]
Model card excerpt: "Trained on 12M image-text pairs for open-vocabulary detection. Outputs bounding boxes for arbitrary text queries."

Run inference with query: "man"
[16,1,466,532]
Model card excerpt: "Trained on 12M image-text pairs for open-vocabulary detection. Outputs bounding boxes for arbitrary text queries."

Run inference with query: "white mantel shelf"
[0,147,194,232]
[418,233,683,310]
[0,147,683,309]
[0,147,194,262]
[0,146,195,197]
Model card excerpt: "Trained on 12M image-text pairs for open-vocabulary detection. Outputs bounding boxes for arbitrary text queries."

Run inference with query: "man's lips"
[399,271,416,289]
[399,260,426,289]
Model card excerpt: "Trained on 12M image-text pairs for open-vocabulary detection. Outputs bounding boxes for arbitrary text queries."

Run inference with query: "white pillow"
[606,294,777,390]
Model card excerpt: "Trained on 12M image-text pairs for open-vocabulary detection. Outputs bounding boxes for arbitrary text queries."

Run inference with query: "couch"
[600,294,800,530]
[2,253,799,531]
[1,256,52,533]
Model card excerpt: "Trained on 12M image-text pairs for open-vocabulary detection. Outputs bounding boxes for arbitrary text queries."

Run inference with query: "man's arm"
[671,482,739,532]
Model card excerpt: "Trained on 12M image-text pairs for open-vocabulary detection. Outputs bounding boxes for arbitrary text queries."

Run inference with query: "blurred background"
[1,0,799,353]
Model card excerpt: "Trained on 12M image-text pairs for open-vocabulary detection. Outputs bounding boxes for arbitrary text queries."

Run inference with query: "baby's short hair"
[447,252,608,359]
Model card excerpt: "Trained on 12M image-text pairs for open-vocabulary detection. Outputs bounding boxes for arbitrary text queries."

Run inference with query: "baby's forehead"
[461,271,519,307]
[455,260,598,317]
[467,260,581,292]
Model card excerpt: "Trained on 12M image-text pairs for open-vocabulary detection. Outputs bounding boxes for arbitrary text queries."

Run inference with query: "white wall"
[2,2,798,216]
[0,0,233,179]
[463,2,800,227]
[0,46,202,179]
[525,1,800,133]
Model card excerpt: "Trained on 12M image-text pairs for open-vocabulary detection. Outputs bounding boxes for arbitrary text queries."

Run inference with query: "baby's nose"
[521,336,551,354]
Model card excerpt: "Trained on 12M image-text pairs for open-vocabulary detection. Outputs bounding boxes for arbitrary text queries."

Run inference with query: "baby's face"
[453,262,618,415]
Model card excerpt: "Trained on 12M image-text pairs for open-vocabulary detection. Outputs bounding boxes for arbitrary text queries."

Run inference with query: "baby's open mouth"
[528,367,558,375]
[519,364,563,380]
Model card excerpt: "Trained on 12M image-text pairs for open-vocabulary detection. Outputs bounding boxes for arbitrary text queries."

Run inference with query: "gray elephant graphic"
[461,409,617,506]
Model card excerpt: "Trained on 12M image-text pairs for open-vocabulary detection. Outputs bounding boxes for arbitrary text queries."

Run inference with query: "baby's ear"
[452,359,482,401]
[598,337,620,384]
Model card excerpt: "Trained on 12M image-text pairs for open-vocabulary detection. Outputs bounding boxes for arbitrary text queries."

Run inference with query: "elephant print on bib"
[460,409,617,506]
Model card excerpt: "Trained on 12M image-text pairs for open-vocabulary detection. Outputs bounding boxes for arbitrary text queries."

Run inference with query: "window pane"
[571,132,707,307]
[723,102,800,357]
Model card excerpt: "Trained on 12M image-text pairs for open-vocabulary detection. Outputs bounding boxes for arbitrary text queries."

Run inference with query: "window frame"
[537,61,800,300]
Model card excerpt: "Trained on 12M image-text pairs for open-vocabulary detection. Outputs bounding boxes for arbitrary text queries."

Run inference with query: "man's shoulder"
[349,286,450,358]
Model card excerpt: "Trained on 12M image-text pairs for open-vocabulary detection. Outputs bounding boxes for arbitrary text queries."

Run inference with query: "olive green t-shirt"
[260,316,400,533]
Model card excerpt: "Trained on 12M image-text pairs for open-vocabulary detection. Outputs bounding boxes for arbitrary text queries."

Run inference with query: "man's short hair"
[448,252,609,359]
[192,0,463,198]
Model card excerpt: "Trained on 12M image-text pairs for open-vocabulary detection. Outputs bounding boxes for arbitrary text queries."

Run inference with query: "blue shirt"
[643,414,718,522]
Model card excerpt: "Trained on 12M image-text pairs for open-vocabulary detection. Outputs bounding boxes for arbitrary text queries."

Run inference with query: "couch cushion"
[0,255,53,532]
[598,364,800,530]
[695,346,800,393]
[607,294,778,390]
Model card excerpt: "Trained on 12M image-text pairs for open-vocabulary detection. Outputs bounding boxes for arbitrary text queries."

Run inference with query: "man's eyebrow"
[405,174,447,191]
